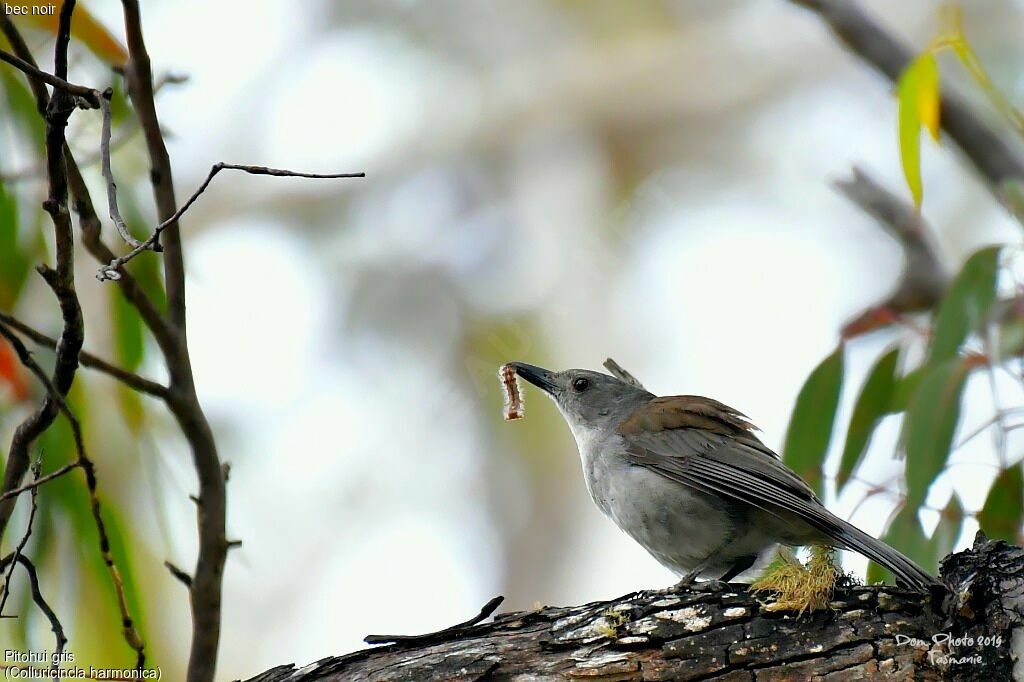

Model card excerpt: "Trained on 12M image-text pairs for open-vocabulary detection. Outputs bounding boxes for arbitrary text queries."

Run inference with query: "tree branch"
[99,163,364,279]
[119,6,228,679]
[0,555,68,665]
[120,0,187,330]
[0,316,146,666]
[0,462,79,504]
[0,0,84,549]
[0,458,41,618]
[0,15,179,362]
[833,167,950,337]
[789,0,1024,198]
[0,48,100,108]
[246,534,1022,681]
[99,89,145,249]
[0,310,169,399]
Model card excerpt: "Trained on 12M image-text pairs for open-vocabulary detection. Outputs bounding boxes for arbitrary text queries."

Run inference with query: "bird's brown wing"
[617,395,941,589]
[617,395,820,503]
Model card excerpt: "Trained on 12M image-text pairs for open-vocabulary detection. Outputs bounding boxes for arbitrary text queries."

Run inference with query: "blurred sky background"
[3,0,1024,679]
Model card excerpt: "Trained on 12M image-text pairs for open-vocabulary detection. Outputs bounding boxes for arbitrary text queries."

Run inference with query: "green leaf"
[904,358,970,508]
[897,52,940,207]
[783,344,845,498]
[1001,178,1024,229]
[867,505,931,584]
[890,365,925,413]
[0,181,31,310]
[838,347,901,491]
[122,190,167,311]
[929,246,1001,365]
[109,283,145,371]
[977,463,1024,544]
[0,69,46,147]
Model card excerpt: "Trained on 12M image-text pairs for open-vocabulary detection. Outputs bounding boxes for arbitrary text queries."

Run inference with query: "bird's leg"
[673,562,710,589]
[671,546,734,593]
[718,554,758,583]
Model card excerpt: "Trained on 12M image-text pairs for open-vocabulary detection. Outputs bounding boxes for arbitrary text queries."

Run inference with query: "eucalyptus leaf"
[838,347,900,491]
[783,344,845,498]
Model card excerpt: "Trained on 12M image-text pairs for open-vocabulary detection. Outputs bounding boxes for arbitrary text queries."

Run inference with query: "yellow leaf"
[13,1,128,66]
[917,56,940,142]
[897,53,940,207]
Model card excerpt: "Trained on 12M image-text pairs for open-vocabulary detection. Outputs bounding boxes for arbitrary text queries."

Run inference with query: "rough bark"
[243,533,1022,681]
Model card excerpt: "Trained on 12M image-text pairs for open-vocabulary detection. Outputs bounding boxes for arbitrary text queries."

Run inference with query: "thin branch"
[120,6,227,678]
[954,407,1024,450]
[0,310,170,399]
[1,16,176,362]
[834,167,949,337]
[99,163,365,279]
[0,18,47,113]
[0,458,41,618]
[0,0,85,548]
[0,555,68,662]
[121,0,186,329]
[0,462,79,503]
[100,88,145,249]
[1,73,188,184]
[0,48,100,108]
[364,596,505,645]
[65,150,182,360]
[164,561,193,588]
[789,0,1024,197]
[0,317,146,666]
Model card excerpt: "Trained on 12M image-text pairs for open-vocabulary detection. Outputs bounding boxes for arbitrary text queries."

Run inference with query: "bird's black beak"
[509,362,558,394]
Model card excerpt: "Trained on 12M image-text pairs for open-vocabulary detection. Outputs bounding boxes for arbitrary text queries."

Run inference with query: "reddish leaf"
[0,338,29,401]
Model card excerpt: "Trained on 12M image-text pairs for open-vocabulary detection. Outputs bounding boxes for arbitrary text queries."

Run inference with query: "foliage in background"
[782,4,1024,583]
[0,8,160,669]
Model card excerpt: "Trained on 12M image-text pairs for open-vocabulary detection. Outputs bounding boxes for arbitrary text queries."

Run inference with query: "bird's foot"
[687,579,729,593]
[667,572,727,594]
[749,546,839,615]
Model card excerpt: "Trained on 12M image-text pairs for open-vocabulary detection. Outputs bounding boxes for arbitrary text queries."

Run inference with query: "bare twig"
[1,15,176,362]
[0,555,68,661]
[0,18,47,113]
[99,163,365,279]
[165,561,193,588]
[78,448,147,668]
[0,0,84,547]
[954,407,1024,451]
[121,0,188,329]
[120,4,228,678]
[100,89,145,249]
[0,48,100,108]
[0,308,146,667]
[1,72,188,184]
[364,596,505,645]
[0,310,169,399]
[66,153,182,359]
[789,0,1024,196]
[0,462,79,503]
[0,458,41,618]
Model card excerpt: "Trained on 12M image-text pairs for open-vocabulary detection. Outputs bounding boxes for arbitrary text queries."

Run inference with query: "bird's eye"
[572,377,590,392]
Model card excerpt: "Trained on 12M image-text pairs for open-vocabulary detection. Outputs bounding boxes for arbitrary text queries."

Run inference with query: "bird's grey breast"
[567,420,740,574]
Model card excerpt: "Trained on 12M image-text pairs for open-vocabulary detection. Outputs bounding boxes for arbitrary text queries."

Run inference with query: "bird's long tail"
[824,513,942,590]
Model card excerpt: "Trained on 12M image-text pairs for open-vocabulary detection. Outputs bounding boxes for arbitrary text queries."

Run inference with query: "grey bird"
[507,362,942,590]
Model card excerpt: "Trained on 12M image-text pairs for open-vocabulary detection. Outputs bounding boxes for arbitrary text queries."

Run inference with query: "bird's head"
[507,362,652,431]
